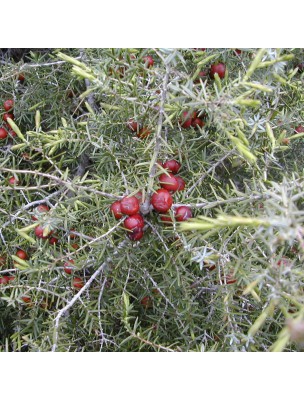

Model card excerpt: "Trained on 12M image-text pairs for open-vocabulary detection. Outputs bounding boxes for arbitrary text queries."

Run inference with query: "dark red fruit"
[180,111,196,129]
[64,259,75,275]
[34,225,53,239]
[49,236,59,245]
[0,127,8,140]
[32,204,50,220]
[18,73,25,83]
[120,196,140,216]
[8,176,19,185]
[209,63,226,79]
[128,227,144,241]
[159,173,179,192]
[124,214,145,231]
[175,206,192,221]
[297,62,304,73]
[191,118,205,128]
[234,49,242,55]
[151,189,173,213]
[16,249,28,260]
[175,176,186,191]
[160,213,173,224]
[3,99,14,111]
[73,277,84,289]
[276,257,292,268]
[0,276,9,285]
[21,295,32,303]
[223,275,237,284]
[110,201,123,219]
[3,113,14,122]
[126,118,139,132]
[137,127,151,139]
[69,229,77,239]
[295,125,304,134]
[162,159,181,174]
[9,129,17,137]
[195,70,208,83]
[143,55,154,68]
[141,295,153,308]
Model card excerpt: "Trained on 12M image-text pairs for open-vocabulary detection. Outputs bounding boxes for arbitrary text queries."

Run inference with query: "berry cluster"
[0,99,16,140]
[155,159,192,223]
[111,193,145,241]
[110,159,192,241]
[180,110,206,130]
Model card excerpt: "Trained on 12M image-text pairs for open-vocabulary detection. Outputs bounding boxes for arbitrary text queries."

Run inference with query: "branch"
[51,261,108,352]
[186,149,235,196]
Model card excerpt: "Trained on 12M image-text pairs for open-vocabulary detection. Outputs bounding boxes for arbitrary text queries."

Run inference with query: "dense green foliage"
[1,48,304,352]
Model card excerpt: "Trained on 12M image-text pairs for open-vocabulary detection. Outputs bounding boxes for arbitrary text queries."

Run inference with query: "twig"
[186,149,235,196]
[147,64,170,194]
[51,261,108,352]
[130,332,176,352]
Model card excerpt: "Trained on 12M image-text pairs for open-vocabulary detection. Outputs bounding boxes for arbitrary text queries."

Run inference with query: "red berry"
[9,129,17,137]
[276,257,292,269]
[160,213,173,224]
[18,73,25,83]
[69,229,78,239]
[34,225,53,239]
[224,275,237,284]
[143,55,154,68]
[3,113,14,122]
[180,111,196,129]
[64,259,75,275]
[21,295,32,303]
[175,176,186,191]
[191,118,205,129]
[209,63,226,79]
[16,249,28,260]
[3,99,14,111]
[0,127,8,140]
[49,236,59,245]
[295,125,304,134]
[124,214,145,231]
[151,189,173,213]
[126,118,139,132]
[128,227,144,241]
[37,204,50,213]
[137,127,151,139]
[73,277,84,289]
[297,62,304,73]
[175,206,192,221]
[234,49,242,55]
[32,204,50,220]
[162,159,181,174]
[110,201,123,219]
[8,176,19,185]
[120,196,140,216]
[0,276,9,285]
[141,295,153,308]
[195,70,208,83]
[159,173,179,192]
